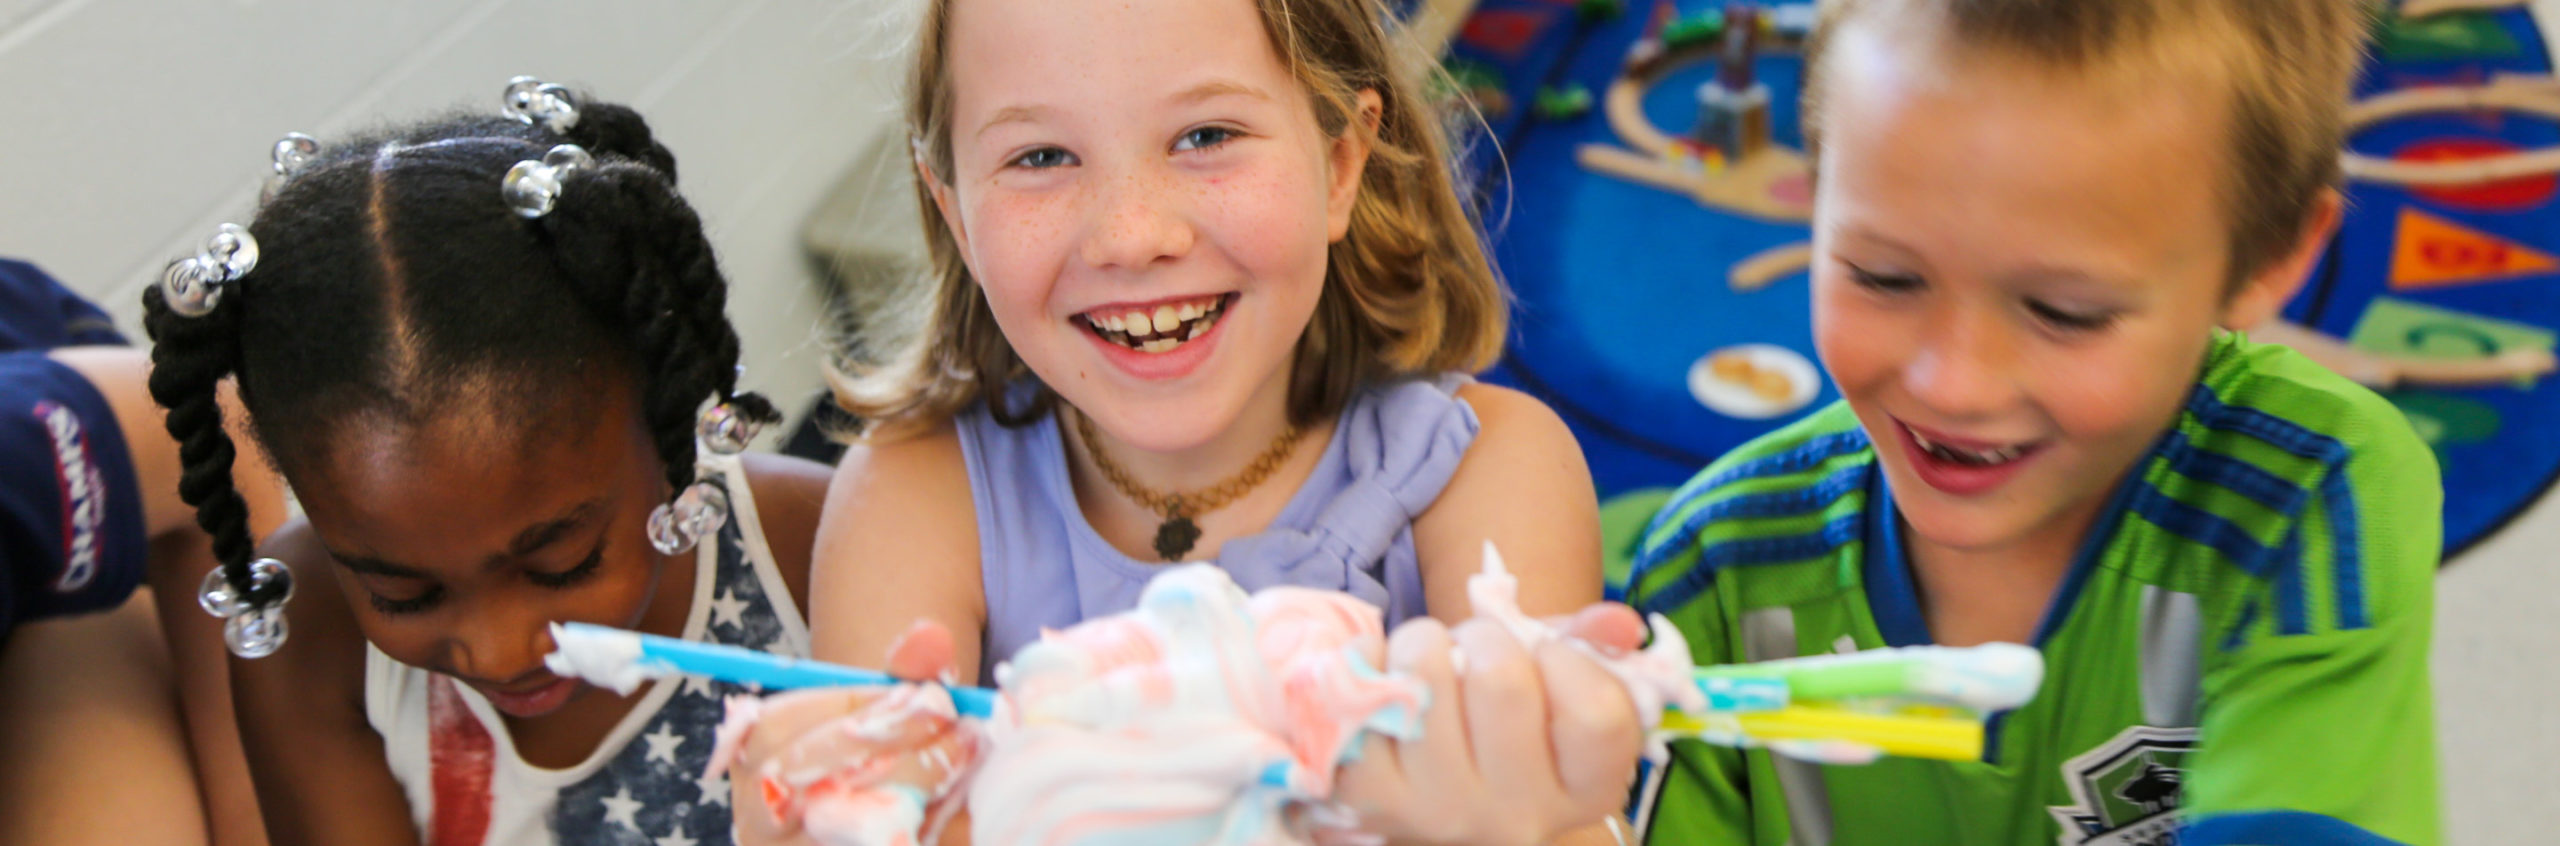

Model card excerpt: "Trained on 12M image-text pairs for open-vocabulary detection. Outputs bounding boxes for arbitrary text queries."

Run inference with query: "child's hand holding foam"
[965,564,1431,846]
[713,549,1689,846]
[713,621,985,846]
[1325,545,1695,846]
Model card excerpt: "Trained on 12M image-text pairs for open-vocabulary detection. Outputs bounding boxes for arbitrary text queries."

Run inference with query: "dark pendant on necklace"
[1153,513,1202,560]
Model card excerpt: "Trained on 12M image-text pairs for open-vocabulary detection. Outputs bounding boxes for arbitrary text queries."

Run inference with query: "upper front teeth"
[1084,295,1227,353]
[1913,430,2024,464]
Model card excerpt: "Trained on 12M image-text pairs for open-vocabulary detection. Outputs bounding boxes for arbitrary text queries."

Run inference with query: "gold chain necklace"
[1070,410,1305,561]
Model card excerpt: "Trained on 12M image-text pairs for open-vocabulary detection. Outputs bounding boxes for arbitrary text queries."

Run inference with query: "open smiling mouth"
[1909,427,2038,467]
[1075,293,1236,354]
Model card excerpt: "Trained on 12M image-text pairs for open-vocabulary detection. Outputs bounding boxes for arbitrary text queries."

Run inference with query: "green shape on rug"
[2379,11,2522,61]
[2349,296,2556,361]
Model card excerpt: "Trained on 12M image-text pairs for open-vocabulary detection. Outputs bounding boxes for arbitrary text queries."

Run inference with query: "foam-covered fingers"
[1329,730,1412,823]
[1384,616,1470,786]
[1534,636,1644,810]
[1324,616,1471,841]
[900,700,986,801]
[732,689,879,783]
[720,687,889,837]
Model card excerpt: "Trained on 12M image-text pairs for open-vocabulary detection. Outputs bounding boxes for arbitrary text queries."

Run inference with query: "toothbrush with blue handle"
[543,621,1000,718]
[544,622,1301,789]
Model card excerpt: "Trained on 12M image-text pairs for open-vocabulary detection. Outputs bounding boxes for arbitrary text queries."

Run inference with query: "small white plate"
[1687,343,1820,419]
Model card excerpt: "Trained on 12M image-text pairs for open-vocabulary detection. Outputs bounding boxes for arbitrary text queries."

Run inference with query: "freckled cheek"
[969,191,1074,256]
[1197,169,1331,283]
[965,196,1072,318]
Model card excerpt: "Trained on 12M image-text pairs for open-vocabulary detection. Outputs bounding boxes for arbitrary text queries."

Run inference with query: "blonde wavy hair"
[832,0,1506,437]
[1802,0,2378,286]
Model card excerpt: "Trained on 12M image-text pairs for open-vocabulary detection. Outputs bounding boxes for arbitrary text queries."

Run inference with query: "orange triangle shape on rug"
[2391,207,2560,290]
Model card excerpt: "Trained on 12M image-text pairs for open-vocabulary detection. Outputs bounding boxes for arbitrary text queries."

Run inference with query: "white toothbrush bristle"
[544,622,660,695]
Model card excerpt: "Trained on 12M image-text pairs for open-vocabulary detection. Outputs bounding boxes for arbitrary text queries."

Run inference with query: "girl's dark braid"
[141,272,278,605]
[537,104,779,497]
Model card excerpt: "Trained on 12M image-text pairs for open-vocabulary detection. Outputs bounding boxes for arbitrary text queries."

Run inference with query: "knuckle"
[1388,618,1455,672]
[1463,648,1541,701]
[1553,695,1622,747]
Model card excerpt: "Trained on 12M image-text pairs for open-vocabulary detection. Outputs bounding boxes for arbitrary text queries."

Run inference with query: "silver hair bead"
[203,223,258,276]
[160,259,224,317]
[646,481,730,555]
[502,144,593,219]
[263,132,322,202]
[502,76,580,133]
[697,401,763,456]
[159,223,258,317]
[272,132,320,176]
[198,558,296,658]
[197,566,248,618]
[224,606,290,659]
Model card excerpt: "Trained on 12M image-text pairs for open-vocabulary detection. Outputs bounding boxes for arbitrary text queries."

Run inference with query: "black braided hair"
[539,102,777,494]
[142,270,265,601]
[141,92,779,622]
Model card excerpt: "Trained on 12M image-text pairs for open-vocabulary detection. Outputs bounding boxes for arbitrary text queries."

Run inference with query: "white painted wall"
[0,0,919,414]
[2435,497,2560,843]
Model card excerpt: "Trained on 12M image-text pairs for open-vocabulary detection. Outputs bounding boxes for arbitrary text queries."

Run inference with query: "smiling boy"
[1621,1,2441,843]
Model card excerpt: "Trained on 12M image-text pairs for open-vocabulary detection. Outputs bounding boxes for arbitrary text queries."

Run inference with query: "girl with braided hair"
[142,79,832,846]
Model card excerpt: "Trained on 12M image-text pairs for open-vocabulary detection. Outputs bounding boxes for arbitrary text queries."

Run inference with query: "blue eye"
[1009,147,1076,169]
[1174,126,1239,152]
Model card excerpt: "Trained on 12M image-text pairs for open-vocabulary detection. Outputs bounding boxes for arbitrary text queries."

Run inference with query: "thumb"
[1544,603,1646,654]
[883,619,958,682]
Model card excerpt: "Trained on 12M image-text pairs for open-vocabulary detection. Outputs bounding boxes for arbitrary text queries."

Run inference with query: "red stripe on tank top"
[427,674,495,846]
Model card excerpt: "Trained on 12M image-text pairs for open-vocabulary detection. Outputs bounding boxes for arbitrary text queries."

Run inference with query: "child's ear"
[918,152,972,257]
[1325,89,1385,242]
[2221,189,2343,331]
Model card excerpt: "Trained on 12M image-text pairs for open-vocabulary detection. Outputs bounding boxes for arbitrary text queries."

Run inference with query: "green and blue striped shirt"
[1622,332,2442,845]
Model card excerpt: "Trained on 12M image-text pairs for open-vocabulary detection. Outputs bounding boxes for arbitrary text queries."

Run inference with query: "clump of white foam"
[543,622,660,695]
[1468,542,1705,759]
[708,680,983,846]
[967,563,1426,846]
[731,547,1699,845]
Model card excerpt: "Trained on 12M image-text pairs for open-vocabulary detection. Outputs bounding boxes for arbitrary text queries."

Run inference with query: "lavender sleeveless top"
[957,376,1478,684]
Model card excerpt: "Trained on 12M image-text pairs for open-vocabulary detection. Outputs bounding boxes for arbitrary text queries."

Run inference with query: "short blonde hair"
[1802,0,2378,283]
[835,0,1507,435]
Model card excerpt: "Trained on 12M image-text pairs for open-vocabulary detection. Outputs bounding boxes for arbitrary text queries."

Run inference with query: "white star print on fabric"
[681,674,718,700]
[601,786,644,831]
[644,724,685,765]
[695,767,730,807]
[530,480,805,844]
[708,589,750,631]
